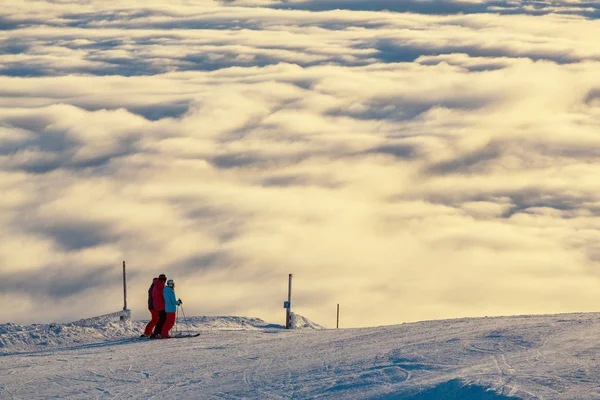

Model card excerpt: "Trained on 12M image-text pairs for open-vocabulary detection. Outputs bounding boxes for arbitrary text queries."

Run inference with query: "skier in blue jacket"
[161,279,182,338]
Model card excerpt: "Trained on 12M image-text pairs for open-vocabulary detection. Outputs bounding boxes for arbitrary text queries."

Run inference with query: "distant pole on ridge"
[122,261,128,311]
[337,304,340,329]
[285,274,293,329]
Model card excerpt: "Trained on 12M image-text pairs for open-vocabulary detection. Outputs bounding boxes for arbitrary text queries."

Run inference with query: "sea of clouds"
[1,0,600,327]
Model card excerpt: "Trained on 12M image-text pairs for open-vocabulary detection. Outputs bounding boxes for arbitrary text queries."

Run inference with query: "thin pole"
[286,274,293,329]
[122,261,128,310]
[337,304,340,329]
[181,304,189,332]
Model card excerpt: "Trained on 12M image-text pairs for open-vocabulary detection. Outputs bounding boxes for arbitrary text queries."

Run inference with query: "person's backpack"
[148,280,156,310]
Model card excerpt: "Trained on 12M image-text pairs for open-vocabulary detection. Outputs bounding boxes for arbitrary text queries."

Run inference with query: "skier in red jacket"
[151,274,167,338]
[141,277,158,337]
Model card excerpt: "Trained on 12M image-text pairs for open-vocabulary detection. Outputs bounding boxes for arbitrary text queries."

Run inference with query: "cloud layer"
[2,0,600,327]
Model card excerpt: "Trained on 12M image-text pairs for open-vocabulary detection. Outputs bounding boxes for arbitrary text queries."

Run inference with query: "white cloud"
[1,0,600,327]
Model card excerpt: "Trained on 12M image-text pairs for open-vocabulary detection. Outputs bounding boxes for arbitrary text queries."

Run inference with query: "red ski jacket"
[152,279,166,311]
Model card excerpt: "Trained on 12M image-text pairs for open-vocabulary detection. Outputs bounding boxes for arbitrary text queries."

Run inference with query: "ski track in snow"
[2,313,600,398]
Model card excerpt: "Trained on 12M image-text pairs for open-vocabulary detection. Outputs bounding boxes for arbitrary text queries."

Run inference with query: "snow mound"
[72,309,131,326]
[182,316,283,331]
[0,320,140,352]
[290,312,325,329]
[0,314,282,353]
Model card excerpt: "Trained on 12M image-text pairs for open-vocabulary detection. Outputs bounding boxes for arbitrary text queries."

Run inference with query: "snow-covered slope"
[2,312,600,399]
[0,315,285,352]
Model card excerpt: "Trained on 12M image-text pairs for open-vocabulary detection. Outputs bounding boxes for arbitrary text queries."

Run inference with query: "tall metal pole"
[337,304,340,329]
[122,261,128,310]
[286,274,293,329]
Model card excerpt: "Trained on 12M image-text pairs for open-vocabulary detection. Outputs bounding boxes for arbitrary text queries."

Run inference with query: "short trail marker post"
[285,274,293,329]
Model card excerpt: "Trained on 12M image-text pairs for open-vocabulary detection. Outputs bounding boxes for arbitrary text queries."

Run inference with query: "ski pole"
[180,303,189,332]
[175,306,178,337]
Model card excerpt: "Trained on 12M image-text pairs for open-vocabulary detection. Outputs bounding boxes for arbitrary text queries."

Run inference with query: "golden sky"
[1,0,600,327]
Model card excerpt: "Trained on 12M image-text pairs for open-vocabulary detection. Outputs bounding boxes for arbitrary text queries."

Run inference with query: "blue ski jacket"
[164,286,181,313]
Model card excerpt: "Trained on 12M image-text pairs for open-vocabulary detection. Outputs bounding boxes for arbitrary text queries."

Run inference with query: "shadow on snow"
[377,379,520,399]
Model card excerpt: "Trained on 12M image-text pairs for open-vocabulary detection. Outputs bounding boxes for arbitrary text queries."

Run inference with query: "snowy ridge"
[0,313,330,353]
[0,320,136,352]
[0,310,140,352]
[0,315,278,353]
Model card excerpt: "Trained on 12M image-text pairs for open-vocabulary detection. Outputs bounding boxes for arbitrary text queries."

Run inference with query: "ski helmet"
[158,274,167,281]
[167,279,175,287]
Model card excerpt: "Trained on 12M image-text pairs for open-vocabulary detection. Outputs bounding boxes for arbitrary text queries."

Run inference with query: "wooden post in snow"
[285,274,293,329]
[122,261,128,311]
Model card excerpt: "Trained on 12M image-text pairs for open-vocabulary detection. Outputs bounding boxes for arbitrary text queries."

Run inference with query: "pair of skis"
[172,333,200,339]
[140,333,200,340]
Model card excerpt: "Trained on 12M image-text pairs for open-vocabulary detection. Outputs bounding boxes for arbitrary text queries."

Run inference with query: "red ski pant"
[144,310,159,335]
[162,312,177,338]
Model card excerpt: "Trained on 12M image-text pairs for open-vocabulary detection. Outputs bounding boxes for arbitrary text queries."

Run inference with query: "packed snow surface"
[2,312,600,399]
